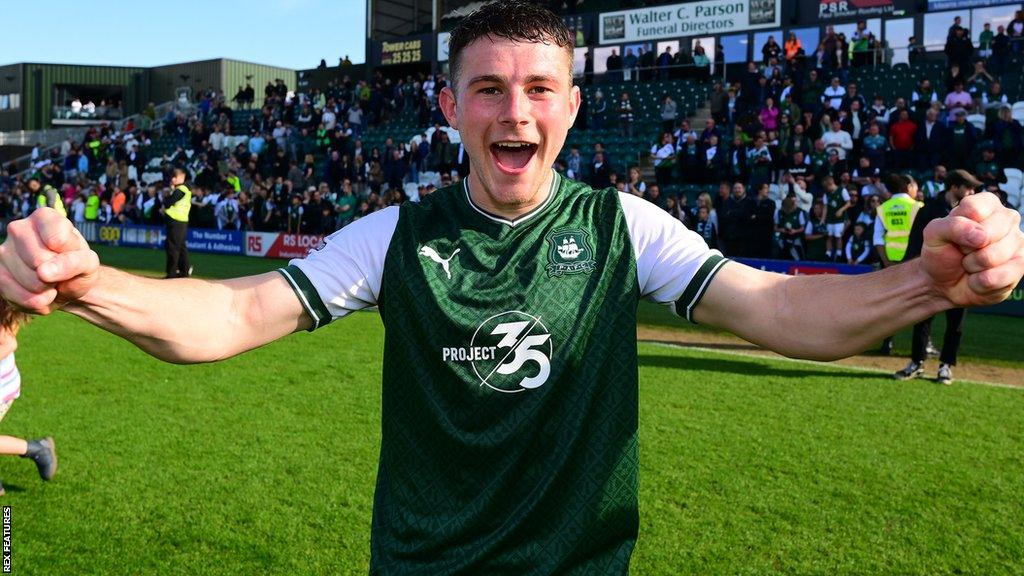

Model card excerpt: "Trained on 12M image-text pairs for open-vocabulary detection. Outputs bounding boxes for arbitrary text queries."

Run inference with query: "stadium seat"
[966,114,986,131]
[1004,168,1023,209]
[1013,101,1024,123]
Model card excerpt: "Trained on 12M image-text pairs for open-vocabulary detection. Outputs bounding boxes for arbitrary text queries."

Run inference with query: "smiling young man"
[0,3,1022,575]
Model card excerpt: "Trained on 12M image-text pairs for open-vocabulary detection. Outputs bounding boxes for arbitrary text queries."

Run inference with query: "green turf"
[0,246,1018,574]
[3,312,1022,575]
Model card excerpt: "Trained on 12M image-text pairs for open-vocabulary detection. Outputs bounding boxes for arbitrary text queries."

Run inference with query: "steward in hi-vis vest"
[163,168,192,278]
[27,179,67,217]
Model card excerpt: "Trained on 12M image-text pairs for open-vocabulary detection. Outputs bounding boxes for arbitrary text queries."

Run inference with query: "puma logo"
[419,246,461,280]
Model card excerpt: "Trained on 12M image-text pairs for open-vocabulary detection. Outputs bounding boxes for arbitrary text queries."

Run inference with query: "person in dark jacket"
[719,181,756,257]
[944,27,974,71]
[915,108,950,172]
[893,170,982,385]
[748,183,777,258]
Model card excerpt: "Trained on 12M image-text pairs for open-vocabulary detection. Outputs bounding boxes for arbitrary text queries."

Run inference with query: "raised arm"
[0,209,309,364]
[694,194,1024,360]
[64,268,308,363]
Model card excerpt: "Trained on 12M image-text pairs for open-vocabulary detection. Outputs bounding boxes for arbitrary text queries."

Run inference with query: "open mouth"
[490,141,539,174]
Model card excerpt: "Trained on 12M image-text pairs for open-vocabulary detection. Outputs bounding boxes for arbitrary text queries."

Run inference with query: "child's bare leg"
[0,436,27,456]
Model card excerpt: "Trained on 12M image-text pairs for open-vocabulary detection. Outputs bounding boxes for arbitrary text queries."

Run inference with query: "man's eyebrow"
[467,74,505,86]
[465,74,561,86]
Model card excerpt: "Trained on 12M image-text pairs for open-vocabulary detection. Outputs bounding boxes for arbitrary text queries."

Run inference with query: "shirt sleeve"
[278,206,400,331]
[618,192,728,323]
[873,212,887,246]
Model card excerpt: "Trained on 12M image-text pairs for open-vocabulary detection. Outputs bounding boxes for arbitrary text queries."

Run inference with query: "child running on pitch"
[0,300,57,494]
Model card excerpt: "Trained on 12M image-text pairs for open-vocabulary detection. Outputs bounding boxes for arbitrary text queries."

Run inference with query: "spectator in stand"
[978,23,994,59]
[822,175,851,261]
[822,77,846,112]
[606,49,622,82]
[565,146,582,180]
[859,122,887,168]
[749,183,776,258]
[1012,10,1024,53]
[845,222,872,265]
[746,135,773,189]
[762,36,782,65]
[888,109,917,170]
[775,195,807,260]
[784,32,802,67]
[589,90,607,131]
[649,133,675,188]
[623,48,637,82]
[990,25,1011,75]
[693,204,718,249]
[943,82,972,118]
[759,97,780,132]
[677,134,703,185]
[945,26,974,71]
[626,166,646,197]
[986,106,1024,168]
[946,110,977,170]
[822,120,853,162]
[589,151,611,190]
[692,45,711,81]
[618,92,634,138]
[719,182,756,257]
[659,95,677,135]
[804,201,829,261]
[656,46,672,80]
[709,82,729,127]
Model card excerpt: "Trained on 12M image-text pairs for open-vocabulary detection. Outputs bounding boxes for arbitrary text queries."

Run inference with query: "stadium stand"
[3,11,1024,258]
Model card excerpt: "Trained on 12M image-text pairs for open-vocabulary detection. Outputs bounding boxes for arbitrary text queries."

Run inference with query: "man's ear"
[439,87,458,130]
[568,85,582,127]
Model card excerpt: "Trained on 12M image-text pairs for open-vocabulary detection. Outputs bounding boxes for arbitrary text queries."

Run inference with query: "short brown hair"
[447,0,574,88]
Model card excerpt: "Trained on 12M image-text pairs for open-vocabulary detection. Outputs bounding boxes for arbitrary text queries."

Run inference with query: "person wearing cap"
[26,178,67,218]
[946,110,977,170]
[894,170,982,384]
[874,173,925,354]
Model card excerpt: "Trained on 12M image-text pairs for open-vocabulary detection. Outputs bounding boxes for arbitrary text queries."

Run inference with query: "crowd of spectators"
[558,15,1024,264]
[1,71,469,235]
[2,13,1023,254]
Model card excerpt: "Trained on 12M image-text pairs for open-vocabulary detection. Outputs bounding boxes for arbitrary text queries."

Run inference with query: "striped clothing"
[0,353,21,404]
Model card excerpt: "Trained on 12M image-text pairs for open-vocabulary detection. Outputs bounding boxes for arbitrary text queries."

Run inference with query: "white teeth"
[495,142,532,148]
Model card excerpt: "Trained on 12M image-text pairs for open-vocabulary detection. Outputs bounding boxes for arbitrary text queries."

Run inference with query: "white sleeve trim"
[285,207,399,327]
[618,192,725,315]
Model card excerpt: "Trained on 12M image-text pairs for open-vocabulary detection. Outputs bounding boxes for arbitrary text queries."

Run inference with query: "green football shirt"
[279,171,727,574]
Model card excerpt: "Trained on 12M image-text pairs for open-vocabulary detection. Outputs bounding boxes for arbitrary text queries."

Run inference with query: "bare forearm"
[697,260,950,361]
[62,267,303,363]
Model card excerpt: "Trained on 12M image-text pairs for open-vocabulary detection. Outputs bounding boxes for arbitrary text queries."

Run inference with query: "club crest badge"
[546,229,596,277]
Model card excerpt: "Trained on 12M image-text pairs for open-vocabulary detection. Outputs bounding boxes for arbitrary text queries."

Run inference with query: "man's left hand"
[921,193,1024,308]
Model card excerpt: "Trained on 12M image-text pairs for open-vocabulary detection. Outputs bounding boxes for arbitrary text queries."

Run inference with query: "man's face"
[439,36,579,211]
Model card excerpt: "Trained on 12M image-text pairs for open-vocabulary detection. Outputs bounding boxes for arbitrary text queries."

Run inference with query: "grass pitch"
[0,247,1020,575]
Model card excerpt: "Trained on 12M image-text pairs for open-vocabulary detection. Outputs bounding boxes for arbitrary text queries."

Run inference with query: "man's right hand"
[0,208,100,315]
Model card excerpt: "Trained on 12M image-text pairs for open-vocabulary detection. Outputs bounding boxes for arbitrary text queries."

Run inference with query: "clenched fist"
[0,208,100,314]
[921,193,1024,308]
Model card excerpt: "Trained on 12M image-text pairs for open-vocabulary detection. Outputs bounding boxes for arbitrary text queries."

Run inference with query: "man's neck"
[467,170,556,221]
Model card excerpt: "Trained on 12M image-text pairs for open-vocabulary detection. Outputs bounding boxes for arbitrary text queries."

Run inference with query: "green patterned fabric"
[373,175,640,574]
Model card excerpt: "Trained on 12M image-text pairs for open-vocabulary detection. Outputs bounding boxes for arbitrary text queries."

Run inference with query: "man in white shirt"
[821,120,853,161]
[215,190,241,231]
[321,108,337,131]
[822,77,846,111]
